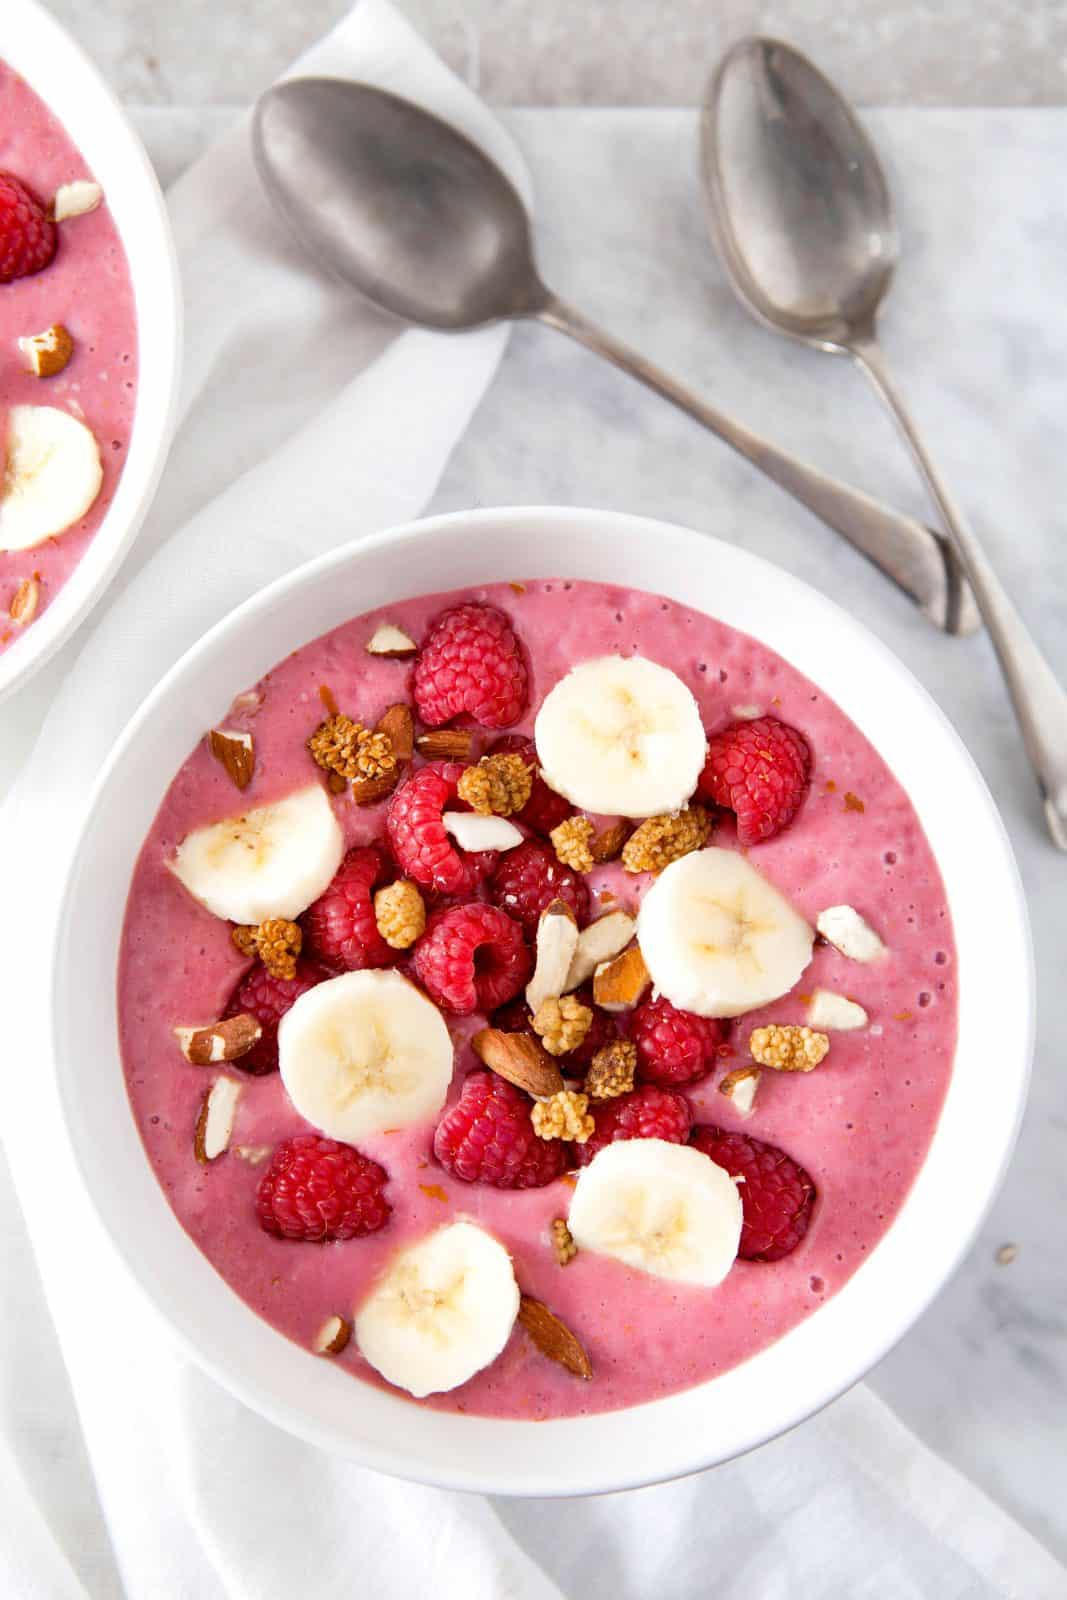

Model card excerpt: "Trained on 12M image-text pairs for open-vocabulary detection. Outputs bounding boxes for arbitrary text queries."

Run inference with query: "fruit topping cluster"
[164,592,891,1399]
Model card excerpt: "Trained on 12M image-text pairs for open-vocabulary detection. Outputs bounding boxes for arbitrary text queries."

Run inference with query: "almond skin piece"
[415,728,474,762]
[472,1028,564,1098]
[518,1295,593,1379]
[175,1013,262,1066]
[208,727,255,790]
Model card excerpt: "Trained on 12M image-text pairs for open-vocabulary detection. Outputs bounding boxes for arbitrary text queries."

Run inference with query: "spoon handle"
[536,295,971,635]
[849,333,1067,849]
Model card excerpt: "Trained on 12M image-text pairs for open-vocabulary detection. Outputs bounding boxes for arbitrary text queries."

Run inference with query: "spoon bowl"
[704,38,897,348]
[251,75,981,633]
[255,79,544,328]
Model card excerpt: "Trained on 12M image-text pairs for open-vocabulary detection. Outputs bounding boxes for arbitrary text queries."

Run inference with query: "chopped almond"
[9,576,39,626]
[375,701,414,761]
[175,1013,262,1065]
[366,622,417,657]
[313,1314,351,1355]
[718,1065,760,1117]
[564,909,636,991]
[208,727,254,791]
[193,1077,241,1163]
[592,943,650,1012]
[415,728,474,761]
[51,179,102,220]
[19,323,74,377]
[526,898,580,1012]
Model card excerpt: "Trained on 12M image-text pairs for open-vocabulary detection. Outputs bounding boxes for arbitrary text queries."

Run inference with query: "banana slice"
[0,405,103,552]
[534,655,707,818]
[354,1222,519,1397]
[278,969,453,1142]
[638,847,812,1018]
[569,1139,742,1286]
[169,784,343,925]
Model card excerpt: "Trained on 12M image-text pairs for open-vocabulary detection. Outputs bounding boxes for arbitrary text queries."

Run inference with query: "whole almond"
[472,1028,564,1098]
[208,727,255,790]
[517,1295,592,1379]
[416,728,474,762]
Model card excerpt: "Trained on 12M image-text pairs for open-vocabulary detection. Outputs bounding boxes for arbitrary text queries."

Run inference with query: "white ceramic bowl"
[49,507,1032,1495]
[0,0,182,704]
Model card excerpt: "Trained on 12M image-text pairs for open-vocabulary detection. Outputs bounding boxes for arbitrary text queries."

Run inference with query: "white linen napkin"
[1,4,1064,1596]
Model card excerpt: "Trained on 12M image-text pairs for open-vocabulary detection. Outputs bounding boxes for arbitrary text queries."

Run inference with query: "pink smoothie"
[0,61,138,649]
[118,580,957,1420]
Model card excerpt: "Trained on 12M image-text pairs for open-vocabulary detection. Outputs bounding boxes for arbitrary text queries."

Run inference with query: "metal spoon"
[703,36,1067,847]
[253,76,967,632]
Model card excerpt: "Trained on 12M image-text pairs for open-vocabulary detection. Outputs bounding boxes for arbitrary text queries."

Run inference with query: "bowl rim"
[47,505,1034,1495]
[0,0,183,704]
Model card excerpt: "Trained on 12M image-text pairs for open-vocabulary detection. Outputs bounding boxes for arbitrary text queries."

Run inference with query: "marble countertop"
[43,0,1067,107]
[3,4,1066,1572]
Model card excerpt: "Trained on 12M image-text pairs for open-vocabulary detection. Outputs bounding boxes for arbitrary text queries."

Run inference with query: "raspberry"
[387,762,486,897]
[256,1134,391,1241]
[413,902,531,1015]
[572,1084,692,1167]
[223,959,326,1075]
[486,735,571,835]
[433,1070,566,1188]
[412,603,528,729]
[0,172,57,282]
[488,838,588,937]
[690,1125,816,1262]
[301,847,392,971]
[630,995,726,1086]
[698,715,811,846]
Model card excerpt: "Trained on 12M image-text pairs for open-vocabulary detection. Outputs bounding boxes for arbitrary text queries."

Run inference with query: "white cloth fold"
[1,4,1063,1596]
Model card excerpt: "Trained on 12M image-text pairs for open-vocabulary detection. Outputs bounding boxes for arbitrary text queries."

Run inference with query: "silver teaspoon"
[252,77,966,633]
[703,36,1067,847]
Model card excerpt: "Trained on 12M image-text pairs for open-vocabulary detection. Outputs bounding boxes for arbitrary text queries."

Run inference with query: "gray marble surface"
[2,58,1065,1577]
[42,0,1067,106]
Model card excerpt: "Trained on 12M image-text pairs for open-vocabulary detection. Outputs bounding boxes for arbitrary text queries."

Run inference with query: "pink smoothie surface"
[118,579,957,1421]
[0,60,138,651]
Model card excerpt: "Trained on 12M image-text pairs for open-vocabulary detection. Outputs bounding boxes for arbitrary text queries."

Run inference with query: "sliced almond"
[313,1314,352,1355]
[366,621,417,658]
[208,727,254,791]
[19,323,74,378]
[51,180,103,221]
[526,898,580,1012]
[442,811,523,852]
[376,701,414,761]
[415,728,474,762]
[807,988,869,1031]
[718,1065,760,1117]
[517,1295,592,1379]
[564,909,637,992]
[472,1028,564,1098]
[193,1077,241,1163]
[175,1013,262,1066]
[589,820,628,863]
[593,943,650,1013]
[9,576,39,626]
[816,905,887,963]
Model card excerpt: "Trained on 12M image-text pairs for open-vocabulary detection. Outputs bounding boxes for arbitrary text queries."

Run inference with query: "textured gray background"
[45,0,1067,107]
